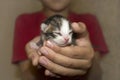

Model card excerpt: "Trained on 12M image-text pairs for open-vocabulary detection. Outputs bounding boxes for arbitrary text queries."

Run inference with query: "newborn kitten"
[30,15,74,49]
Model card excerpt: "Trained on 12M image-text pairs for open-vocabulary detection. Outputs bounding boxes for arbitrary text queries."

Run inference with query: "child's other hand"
[38,22,94,77]
[25,36,41,66]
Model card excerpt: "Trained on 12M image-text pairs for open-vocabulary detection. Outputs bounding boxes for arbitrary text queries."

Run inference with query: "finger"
[40,47,92,69]
[26,49,40,66]
[45,70,56,76]
[45,70,61,78]
[31,53,39,66]
[62,46,94,60]
[71,22,91,46]
[72,22,88,37]
[39,56,86,76]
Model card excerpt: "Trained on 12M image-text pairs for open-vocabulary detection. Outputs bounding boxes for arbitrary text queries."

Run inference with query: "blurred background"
[0,0,120,80]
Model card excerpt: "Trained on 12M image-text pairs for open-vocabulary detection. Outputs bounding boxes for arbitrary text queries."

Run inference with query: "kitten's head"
[41,15,73,46]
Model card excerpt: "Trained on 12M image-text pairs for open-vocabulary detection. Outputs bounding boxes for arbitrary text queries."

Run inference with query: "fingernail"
[46,41,54,48]
[39,57,48,65]
[72,22,78,26]
[40,47,49,55]
[45,70,50,76]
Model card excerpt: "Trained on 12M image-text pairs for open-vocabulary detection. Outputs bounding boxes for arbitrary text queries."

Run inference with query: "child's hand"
[38,22,94,77]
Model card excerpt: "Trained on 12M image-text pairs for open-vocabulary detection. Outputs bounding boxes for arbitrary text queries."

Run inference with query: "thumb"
[71,22,88,38]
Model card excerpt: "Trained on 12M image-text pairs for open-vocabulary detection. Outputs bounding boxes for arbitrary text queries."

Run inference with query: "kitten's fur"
[30,15,74,49]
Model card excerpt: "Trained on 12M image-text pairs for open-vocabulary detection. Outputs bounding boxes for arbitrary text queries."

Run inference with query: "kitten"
[30,15,74,49]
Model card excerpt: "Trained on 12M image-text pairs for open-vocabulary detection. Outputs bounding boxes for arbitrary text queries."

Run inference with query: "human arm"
[18,60,36,80]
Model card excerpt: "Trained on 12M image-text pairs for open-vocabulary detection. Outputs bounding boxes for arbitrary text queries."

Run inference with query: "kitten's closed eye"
[53,31,62,36]
[69,31,73,34]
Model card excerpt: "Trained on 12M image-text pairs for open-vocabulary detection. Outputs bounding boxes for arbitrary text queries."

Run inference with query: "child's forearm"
[85,51,102,80]
[18,60,36,80]
[21,71,36,80]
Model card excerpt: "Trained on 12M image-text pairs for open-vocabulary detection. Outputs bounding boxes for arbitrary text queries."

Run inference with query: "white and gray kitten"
[30,15,75,49]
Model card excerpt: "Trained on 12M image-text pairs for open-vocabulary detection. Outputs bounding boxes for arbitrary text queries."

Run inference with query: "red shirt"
[12,11,108,80]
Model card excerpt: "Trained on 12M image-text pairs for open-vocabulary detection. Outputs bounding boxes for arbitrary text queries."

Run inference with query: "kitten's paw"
[30,42,39,49]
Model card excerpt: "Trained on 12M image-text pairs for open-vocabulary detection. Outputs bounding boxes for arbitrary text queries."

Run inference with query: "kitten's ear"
[40,23,48,32]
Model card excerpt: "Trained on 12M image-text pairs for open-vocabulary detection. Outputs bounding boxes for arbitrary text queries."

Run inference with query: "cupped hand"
[38,22,94,77]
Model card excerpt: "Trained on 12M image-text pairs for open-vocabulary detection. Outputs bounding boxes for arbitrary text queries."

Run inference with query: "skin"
[41,0,71,11]
[40,0,72,17]
[18,0,102,79]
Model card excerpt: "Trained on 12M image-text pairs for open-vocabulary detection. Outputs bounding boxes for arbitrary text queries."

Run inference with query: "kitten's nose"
[64,38,69,42]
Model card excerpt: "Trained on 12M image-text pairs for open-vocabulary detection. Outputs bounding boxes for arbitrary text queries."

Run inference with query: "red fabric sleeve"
[85,14,109,54]
[12,15,32,63]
